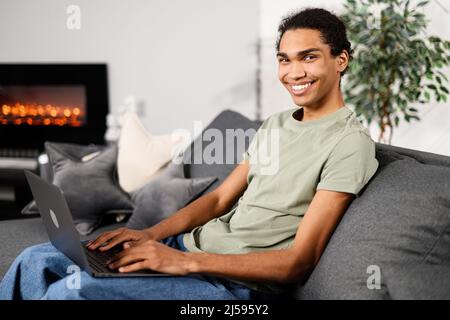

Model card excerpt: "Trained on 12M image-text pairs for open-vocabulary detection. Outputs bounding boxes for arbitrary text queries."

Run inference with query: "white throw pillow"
[118,112,185,193]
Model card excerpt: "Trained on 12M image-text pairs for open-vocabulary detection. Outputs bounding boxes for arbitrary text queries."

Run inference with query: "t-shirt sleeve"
[316,131,379,197]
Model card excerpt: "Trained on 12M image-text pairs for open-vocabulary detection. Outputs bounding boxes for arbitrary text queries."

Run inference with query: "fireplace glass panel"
[0,85,87,127]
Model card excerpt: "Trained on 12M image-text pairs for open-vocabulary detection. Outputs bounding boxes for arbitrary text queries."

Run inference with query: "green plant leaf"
[440,86,449,94]
[342,0,450,135]
[438,71,448,82]
[394,115,399,126]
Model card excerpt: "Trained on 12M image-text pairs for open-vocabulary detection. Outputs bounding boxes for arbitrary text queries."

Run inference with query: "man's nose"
[287,62,307,79]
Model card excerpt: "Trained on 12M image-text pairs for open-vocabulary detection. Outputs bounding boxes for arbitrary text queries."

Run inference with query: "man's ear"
[337,50,349,73]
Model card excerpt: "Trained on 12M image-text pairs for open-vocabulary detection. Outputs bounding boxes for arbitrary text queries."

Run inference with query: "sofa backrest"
[375,142,450,167]
[297,143,450,299]
[182,109,261,203]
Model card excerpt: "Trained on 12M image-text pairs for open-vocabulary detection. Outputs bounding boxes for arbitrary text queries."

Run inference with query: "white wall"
[0,0,259,135]
[259,0,450,156]
[2,0,450,156]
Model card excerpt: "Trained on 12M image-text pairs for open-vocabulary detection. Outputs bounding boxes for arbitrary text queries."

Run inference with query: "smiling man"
[0,8,379,300]
[276,15,351,121]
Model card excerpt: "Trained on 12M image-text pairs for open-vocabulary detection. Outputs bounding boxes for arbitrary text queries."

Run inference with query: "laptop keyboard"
[81,242,165,275]
[83,244,123,273]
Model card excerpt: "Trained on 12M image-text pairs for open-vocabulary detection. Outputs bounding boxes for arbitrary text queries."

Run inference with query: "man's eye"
[278,58,289,63]
[304,55,316,61]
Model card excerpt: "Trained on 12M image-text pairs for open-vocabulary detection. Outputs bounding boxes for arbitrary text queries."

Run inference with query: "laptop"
[24,170,171,278]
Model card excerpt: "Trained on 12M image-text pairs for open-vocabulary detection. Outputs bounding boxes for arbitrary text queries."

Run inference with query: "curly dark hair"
[275,8,353,76]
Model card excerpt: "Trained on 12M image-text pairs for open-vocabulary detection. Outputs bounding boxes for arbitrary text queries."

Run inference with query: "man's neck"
[301,104,343,122]
[299,87,345,122]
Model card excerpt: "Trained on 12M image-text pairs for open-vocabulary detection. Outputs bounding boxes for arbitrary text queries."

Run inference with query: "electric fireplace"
[0,64,109,150]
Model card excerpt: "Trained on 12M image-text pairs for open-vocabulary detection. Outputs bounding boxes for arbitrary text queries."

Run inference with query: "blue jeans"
[0,234,257,300]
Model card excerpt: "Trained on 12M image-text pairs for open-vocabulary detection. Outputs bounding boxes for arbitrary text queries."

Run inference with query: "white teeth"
[292,82,312,91]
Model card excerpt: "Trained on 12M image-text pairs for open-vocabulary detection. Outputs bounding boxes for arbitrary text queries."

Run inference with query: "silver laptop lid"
[24,170,91,274]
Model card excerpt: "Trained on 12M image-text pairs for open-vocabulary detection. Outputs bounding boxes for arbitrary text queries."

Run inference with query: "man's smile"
[289,80,317,96]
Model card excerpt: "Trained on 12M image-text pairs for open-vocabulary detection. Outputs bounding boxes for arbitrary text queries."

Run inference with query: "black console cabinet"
[0,165,38,220]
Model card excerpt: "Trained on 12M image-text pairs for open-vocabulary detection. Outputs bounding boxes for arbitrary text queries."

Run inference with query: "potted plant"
[341,0,450,144]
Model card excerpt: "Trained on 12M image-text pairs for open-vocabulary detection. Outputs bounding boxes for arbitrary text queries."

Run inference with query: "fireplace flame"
[1,102,84,126]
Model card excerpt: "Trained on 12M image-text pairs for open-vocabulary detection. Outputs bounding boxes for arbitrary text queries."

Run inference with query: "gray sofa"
[1,109,450,299]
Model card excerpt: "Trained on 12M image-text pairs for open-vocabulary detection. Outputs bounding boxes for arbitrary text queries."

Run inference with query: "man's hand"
[106,240,194,275]
[86,227,154,251]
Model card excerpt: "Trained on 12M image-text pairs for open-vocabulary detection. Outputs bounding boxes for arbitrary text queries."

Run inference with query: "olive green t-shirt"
[182,106,379,294]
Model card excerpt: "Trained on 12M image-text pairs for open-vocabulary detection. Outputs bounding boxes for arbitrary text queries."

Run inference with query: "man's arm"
[89,160,250,251]
[187,190,355,283]
[143,160,250,241]
[109,189,355,283]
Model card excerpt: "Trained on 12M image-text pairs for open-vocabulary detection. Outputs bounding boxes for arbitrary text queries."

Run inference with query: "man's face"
[277,28,345,108]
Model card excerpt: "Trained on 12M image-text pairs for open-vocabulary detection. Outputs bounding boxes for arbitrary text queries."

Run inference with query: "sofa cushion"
[117,112,186,193]
[126,161,217,230]
[383,262,450,299]
[296,146,450,299]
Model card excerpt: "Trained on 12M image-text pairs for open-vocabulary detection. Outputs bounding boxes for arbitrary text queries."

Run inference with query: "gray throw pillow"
[44,142,133,235]
[126,161,217,230]
[21,143,106,215]
[296,150,450,300]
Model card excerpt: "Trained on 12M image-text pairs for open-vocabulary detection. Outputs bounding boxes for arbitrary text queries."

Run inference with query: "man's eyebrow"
[276,48,321,58]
